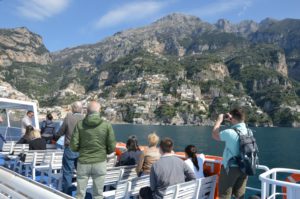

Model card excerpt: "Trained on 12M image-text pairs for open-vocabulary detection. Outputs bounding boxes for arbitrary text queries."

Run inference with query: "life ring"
[282,173,300,199]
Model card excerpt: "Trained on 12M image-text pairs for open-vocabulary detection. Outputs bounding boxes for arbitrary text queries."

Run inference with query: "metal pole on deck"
[5,109,10,128]
[32,104,39,129]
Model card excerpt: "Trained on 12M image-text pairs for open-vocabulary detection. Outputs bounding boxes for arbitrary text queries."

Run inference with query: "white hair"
[71,101,83,113]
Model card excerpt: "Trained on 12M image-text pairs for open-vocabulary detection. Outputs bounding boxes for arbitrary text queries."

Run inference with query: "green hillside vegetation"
[2,62,61,104]
[2,16,300,126]
[101,51,182,85]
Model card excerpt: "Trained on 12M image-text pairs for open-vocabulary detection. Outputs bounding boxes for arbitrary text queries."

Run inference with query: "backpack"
[41,121,55,135]
[233,128,259,176]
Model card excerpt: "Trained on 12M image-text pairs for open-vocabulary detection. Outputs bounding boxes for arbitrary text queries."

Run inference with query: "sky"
[0,0,300,52]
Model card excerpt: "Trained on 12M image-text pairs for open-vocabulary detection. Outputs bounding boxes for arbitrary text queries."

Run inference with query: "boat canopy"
[0,98,39,129]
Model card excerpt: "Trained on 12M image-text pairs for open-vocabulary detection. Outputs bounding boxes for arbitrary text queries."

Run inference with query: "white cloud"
[17,0,70,21]
[95,1,166,29]
[191,0,252,18]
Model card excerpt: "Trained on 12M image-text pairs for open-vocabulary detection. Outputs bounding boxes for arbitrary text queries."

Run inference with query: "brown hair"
[24,125,34,140]
[46,113,53,120]
[229,108,245,122]
[159,137,174,153]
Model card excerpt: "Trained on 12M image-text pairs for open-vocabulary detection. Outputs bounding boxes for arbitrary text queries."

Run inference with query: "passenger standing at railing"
[56,101,84,196]
[212,108,248,199]
[21,111,34,135]
[40,113,56,144]
[70,101,116,199]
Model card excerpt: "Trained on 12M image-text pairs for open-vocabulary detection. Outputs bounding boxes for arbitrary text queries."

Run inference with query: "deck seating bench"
[103,175,217,199]
[103,175,150,199]
[3,144,29,169]
[39,151,64,189]
[15,149,62,180]
[162,175,217,199]
[0,141,15,157]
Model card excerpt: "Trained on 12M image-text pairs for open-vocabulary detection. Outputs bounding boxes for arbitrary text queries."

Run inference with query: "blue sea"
[112,124,300,196]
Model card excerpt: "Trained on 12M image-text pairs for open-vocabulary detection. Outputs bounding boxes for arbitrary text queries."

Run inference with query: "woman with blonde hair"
[136,132,161,176]
[28,129,46,150]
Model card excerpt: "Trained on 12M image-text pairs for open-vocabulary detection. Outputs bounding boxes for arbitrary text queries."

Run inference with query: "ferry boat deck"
[0,98,299,199]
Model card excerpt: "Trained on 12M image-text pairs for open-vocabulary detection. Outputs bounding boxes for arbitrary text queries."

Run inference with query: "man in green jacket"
[70,101,116,199]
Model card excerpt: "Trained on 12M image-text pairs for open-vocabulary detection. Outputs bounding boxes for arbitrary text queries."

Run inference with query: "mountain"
[1,13,300,127]
[0,27,51,66]
[0,27,64,105]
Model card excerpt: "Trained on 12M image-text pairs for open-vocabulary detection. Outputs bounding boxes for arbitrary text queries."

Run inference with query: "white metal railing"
[259,168,300,199]
[0,166,74,199]
[245,165,270,194]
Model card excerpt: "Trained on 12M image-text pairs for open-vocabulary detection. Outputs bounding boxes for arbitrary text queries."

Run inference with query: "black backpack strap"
[232,127,242,137]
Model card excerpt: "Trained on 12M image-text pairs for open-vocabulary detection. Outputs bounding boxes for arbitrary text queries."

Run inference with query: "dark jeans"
[62,146,79,195]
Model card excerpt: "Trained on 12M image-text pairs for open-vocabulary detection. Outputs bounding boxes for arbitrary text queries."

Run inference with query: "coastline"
[110,121,280,128]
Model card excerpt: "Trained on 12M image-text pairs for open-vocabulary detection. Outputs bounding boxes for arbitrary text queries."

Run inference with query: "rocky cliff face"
[216,19,259,37]
[0,80,31,101]
[0,27,51,67]
[191,63,229,82]
[52,13,216,68]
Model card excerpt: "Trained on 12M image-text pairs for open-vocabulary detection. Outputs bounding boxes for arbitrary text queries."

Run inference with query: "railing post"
[261,181,267,199]
[271,172,277,199]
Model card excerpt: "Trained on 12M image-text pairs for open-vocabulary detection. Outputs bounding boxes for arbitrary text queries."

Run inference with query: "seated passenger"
[29,130,46,150]
[41,113,56,143]
[17,125,34,144]
[140,137,195,199]
[117,135,142,166]
[184,145,205,179]
[136,132,161,176]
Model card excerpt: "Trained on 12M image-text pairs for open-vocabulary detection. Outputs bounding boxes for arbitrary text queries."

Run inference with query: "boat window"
[7,109,27,128]
[0,109,7,127]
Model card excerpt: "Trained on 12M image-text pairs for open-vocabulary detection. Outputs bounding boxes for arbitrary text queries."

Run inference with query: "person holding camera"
[212,108,248,199]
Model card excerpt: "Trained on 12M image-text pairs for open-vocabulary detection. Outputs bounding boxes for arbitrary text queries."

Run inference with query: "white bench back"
[162,180,197,199]
[176,180,199,199]
[1,141,15,153]
[129,175,150,197]
[22,150,59,164]
[87,166,124,188]
[162,185,177,199]
[162,175,217,199]
[104,167,124,185]
[115,180,131,199]
[107,155,117,168]
[197,175,217,199]
[49,151,64,169]
[12,144,29,155]
[120,165,137,181]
